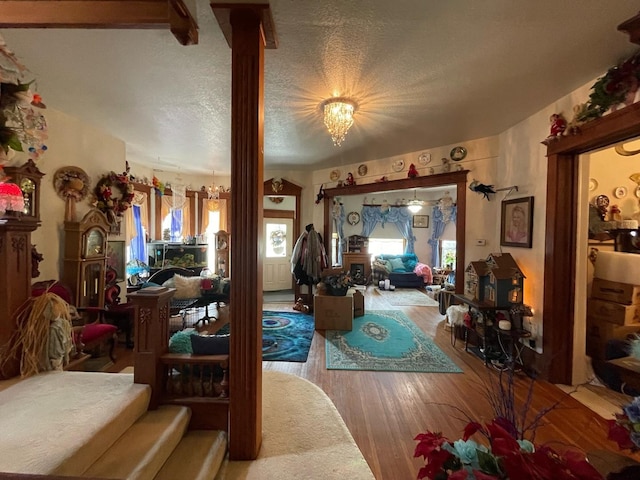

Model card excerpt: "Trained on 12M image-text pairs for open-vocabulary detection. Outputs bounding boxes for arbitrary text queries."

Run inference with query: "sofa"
[372,253,432,288]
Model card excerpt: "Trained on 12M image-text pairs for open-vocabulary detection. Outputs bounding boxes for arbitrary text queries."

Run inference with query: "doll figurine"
[549,113,567,137]
[345,172,356,186]
[407,163,419,178]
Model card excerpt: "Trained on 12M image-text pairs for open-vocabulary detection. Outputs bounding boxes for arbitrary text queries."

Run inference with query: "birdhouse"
[464,261,490,301]
[483,253,526,308]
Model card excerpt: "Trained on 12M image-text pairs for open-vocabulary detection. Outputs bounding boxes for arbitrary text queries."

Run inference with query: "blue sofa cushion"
[388,257,406,272]
[378,253,419,272]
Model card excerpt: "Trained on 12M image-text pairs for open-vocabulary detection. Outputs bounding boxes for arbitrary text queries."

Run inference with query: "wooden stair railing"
[160,353,230,431]
[127,289,231,432]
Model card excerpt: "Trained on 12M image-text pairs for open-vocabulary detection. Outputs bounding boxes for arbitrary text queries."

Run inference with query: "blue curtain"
[359,205,416,253]
[333,202,346,262]
[429,205,457,267]
[130,205,146,263]
[171,209,182,242]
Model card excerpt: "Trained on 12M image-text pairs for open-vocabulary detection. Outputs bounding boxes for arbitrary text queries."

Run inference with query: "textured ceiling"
[1,1,639,175]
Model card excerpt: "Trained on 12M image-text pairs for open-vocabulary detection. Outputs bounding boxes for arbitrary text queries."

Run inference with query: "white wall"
[497,78,594,380]
[20,108,128,281]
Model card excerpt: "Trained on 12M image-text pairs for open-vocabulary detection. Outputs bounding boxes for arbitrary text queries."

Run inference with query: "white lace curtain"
[160,195,191,239]
[124,190,149,244]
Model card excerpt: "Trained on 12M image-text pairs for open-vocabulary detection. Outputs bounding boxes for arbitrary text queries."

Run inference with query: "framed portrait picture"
[501,197,534,248]
[106,240,126,281]
[413,214,429,228]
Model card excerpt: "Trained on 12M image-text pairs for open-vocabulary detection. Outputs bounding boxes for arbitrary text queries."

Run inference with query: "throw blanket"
[414,262,433,284]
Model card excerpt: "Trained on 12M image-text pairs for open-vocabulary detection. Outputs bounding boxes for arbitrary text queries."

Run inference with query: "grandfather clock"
[0,159,44,355]
[62,209,110,309]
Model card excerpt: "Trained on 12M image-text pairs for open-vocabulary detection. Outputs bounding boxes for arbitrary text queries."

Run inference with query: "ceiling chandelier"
[321,97,357,146]
[407,190,424,213]
[208,170,220,200]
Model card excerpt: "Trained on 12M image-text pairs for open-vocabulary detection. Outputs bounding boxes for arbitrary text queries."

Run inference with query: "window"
[205,210,220,268]
[161,209,184,242]
[266,222,287,258]
[368,238,405,258]
[331,232,339,266]
[440,240,456,269]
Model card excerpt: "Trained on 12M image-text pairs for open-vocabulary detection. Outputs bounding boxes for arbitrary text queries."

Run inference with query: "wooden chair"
[99,267,136,348]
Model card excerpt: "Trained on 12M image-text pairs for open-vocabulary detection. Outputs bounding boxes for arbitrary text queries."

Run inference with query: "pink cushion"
[413,263,433,284]
[81,323,117,343]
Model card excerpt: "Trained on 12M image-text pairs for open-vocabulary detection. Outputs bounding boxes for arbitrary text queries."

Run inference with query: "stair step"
[154,430,228,480]
[0,371,151,477]
[83,405,191,480]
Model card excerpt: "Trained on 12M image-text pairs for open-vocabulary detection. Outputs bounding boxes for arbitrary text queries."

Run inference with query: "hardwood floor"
[108,287,640,479]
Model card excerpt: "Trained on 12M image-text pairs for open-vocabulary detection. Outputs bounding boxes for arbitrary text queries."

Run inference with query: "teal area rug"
[325,310,462,373]
[217,311,315,362]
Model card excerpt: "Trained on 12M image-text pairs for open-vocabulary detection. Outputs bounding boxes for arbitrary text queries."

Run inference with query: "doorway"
[263,217,294,291]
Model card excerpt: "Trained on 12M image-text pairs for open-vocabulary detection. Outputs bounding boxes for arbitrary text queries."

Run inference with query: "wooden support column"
[212,1,277,461]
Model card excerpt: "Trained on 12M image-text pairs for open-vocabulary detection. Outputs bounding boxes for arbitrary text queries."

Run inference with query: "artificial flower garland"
[94,171,134,221]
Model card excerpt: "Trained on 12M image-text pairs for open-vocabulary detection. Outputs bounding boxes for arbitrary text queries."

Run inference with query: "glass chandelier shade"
[0,181,24,215]
[322,97,357,146]
[407,190,423,213]
[208,170,220,200]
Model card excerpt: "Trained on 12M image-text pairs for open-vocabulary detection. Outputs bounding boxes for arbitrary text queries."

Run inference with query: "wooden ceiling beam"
[0,0,198,45]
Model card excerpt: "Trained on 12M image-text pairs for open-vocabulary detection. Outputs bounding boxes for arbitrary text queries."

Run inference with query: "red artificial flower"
[463,421,483,441]
[470,471,501,480]
[607,418,637,451]
[414,431,448,459]
[416,448,453,480]
[562,449,604,480]
[486,421,520,456]
[448,469,470,479]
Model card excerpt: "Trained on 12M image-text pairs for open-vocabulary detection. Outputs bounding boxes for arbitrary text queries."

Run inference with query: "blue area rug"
[325,310,462,373]
[217,311,315,362]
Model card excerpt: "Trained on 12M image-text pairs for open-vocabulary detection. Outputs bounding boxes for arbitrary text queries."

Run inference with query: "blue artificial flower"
[518,439,535,453]
[623,397,640,423]
[631,431,640,449]
[443,439,481,469]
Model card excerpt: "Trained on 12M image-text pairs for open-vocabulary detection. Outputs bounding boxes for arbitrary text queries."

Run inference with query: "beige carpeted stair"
[0,371,151,476]
[1,369,373,480]
[155,430,228,480]
[83,405,191,480]
[0,371,228,480]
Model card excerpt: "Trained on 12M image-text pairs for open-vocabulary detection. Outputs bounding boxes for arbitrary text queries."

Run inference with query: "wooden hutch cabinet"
[62,209,110,308]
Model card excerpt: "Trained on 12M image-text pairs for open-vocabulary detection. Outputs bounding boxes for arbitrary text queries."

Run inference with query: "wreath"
[270,229,285,247]
[94,171,134,221]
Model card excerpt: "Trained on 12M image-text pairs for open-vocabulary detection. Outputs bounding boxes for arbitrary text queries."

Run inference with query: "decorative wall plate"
[329,169,341,181]
[357,164,368,176]
[636,186,640,198]
[588,178,598,191]
[450,146,467,161]
[392,159,405,172]
[347,211,361,226]
[418,152,432,165]
[614,186,628,198]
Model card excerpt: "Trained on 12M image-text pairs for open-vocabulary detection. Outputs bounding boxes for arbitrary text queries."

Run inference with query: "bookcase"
[348,235,368,253]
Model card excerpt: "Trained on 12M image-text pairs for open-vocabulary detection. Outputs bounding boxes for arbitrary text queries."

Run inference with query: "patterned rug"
[217,310,315,362]
[325,310,462,373]
[376,288,439,306]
